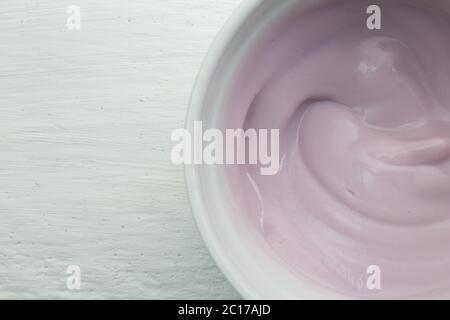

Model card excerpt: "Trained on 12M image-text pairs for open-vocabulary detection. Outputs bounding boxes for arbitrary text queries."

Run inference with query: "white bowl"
[185,0,345,299]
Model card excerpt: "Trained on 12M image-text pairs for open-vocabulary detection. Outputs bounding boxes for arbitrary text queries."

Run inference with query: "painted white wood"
[0,0,241,299]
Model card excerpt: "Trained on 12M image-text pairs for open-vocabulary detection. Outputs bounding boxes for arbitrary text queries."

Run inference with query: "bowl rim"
[184,0,265,299]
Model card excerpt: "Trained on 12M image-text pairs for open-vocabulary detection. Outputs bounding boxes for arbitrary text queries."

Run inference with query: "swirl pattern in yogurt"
[225,0,450,298]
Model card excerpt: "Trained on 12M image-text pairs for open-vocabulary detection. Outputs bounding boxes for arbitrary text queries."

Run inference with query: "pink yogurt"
[225,0,450,298]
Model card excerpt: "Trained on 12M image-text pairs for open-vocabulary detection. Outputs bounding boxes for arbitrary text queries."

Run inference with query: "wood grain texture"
[0,0,241,299]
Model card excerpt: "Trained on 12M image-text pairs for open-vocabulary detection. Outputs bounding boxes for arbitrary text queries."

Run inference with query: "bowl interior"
[186,0,341,299]
[187,0,450,299]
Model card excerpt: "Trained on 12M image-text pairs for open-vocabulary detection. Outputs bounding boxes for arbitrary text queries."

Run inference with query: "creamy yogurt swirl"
[226,0,450,298]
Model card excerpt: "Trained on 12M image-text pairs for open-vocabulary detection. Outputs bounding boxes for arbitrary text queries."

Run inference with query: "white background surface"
[0,0,241,299]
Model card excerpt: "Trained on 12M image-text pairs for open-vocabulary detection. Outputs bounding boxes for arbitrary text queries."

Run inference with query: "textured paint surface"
[0,0,240,299]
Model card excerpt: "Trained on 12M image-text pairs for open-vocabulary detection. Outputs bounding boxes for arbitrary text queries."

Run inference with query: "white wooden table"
[0,0,241,299]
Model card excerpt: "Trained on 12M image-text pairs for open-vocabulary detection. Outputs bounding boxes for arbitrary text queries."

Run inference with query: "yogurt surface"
[225,0,450,298]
